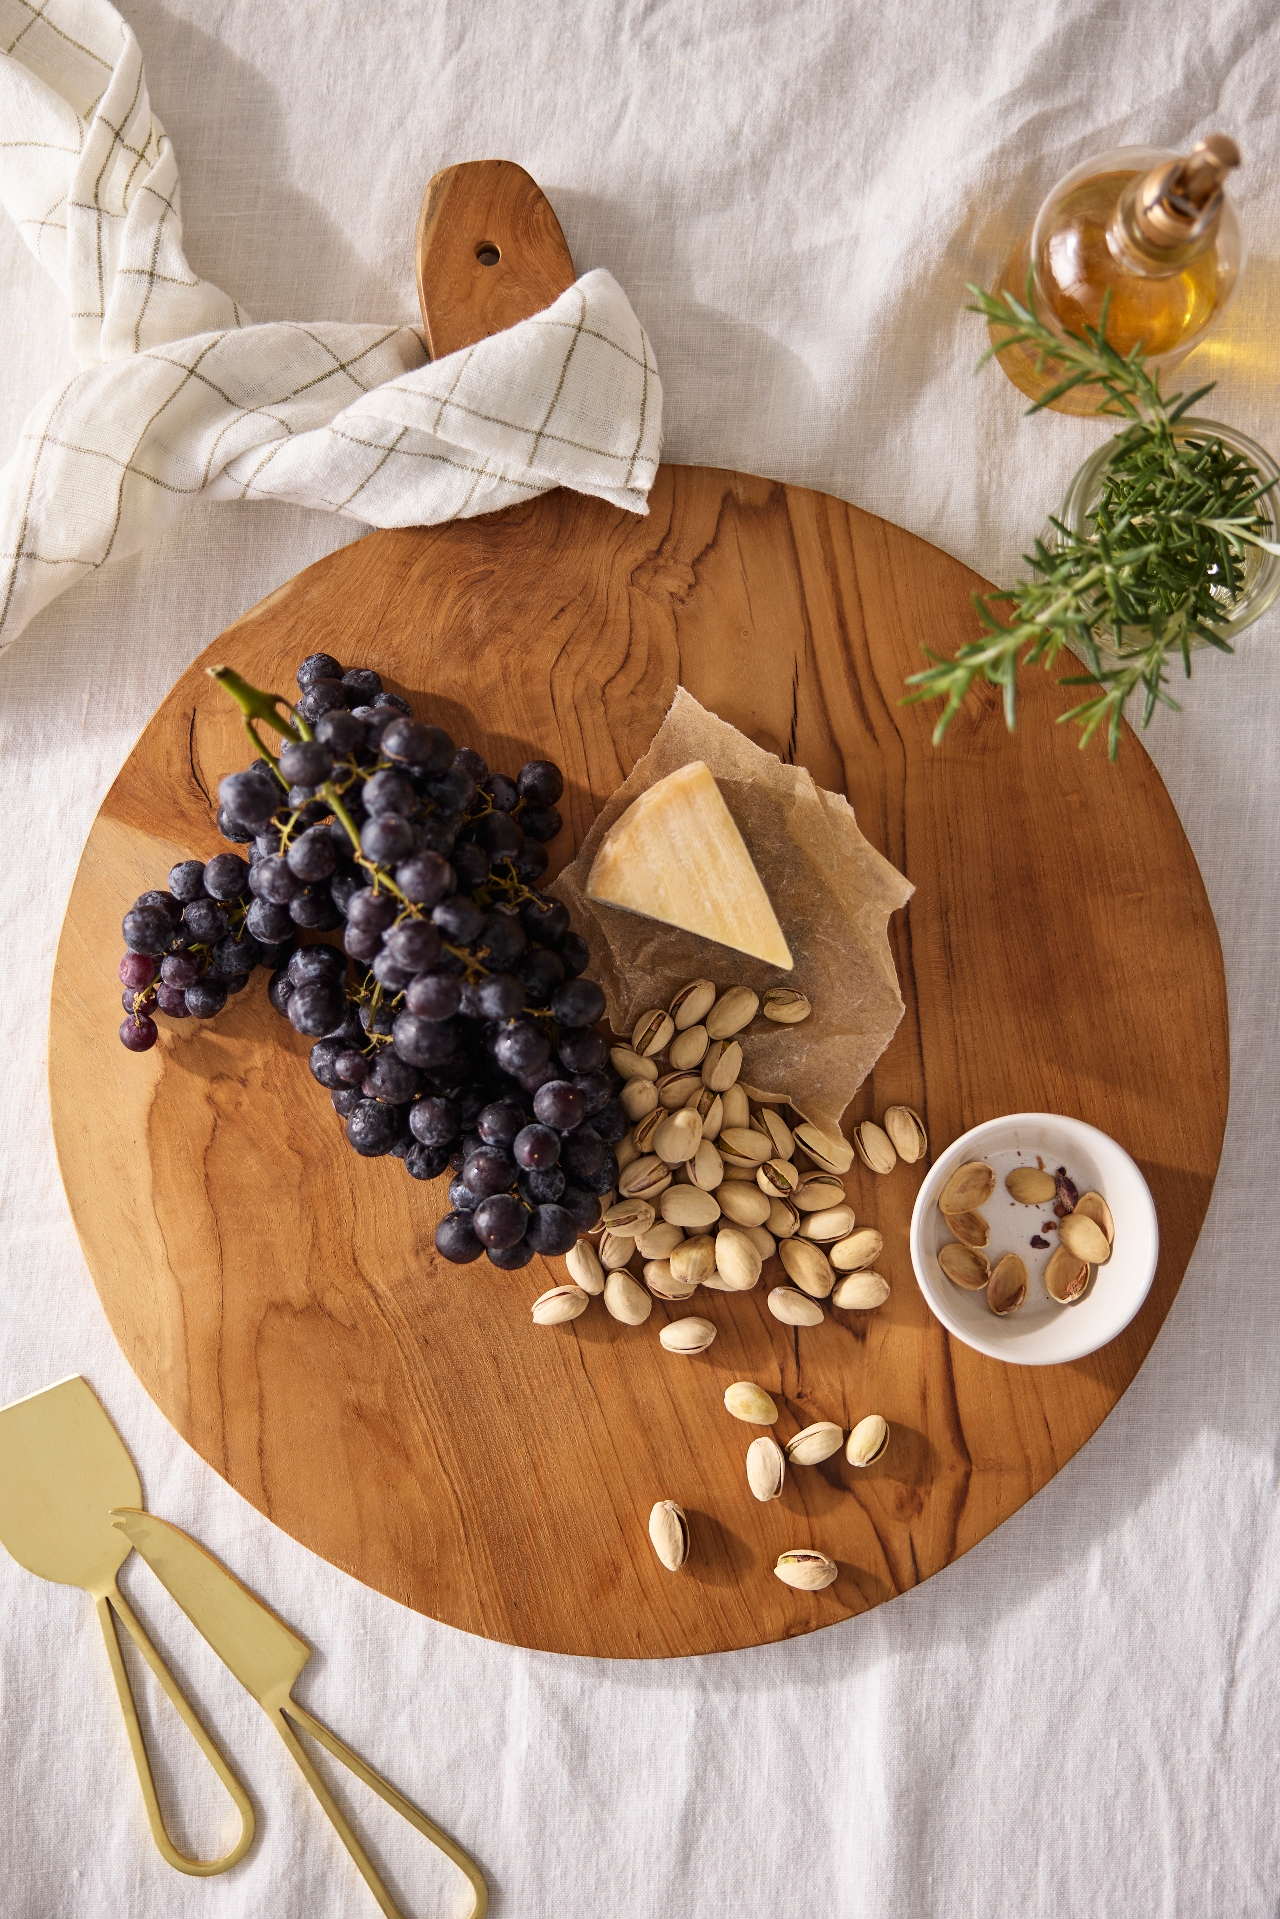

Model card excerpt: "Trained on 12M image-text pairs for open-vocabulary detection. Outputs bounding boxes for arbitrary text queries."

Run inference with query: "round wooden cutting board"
[49,460,1228,1658]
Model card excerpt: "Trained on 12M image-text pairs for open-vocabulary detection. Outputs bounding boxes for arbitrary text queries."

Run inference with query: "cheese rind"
[586,761,793,969]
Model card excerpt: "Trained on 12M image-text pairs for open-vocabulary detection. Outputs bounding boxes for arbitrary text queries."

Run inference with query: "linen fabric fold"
[0,0,662,649]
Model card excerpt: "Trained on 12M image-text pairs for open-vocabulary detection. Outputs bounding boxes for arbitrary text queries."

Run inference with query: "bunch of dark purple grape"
[116,653,625,1273]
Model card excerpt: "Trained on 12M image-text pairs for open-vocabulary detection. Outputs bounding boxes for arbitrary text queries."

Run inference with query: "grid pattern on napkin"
[0,0,663,650]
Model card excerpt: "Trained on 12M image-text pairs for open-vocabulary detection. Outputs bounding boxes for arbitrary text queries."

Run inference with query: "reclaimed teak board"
[48,167,1228,1659]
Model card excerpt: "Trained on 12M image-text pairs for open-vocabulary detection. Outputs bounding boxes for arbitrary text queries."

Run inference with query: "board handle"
[415,159,576,358]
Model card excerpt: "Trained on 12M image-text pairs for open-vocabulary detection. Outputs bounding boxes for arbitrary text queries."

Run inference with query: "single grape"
[492,1021,551,1077]
[341,666,382,700]
[385,920,442,973]
[203,854,251,901]
[524,1203,578,1256]
[404,1141,450,1180]
[297,653,344,688]
[296,680,350,723]
[556,932,591,978]
[518,1166,566,1204]
[485,1241,534,1270]
[558,1184,603,1231]
[517,759,564,806]
[279,740,334,786]
[343,924,383,963]
[159,952,201,989]
[432,896,483,943]
[119,951,157,989]
[122,987,157,1014]
[371,951,415,991]
[331,1086,363,1117]
[471,1193,527,1250]
[519,805,562,844]
[250,855,301,904]
[511,842,549,884]
[345,1099,402,1156]
[451,843,491,892]
[435,1212,484,1263]
[382,719,452,773]
[404,972,461,1021]
[591,1099,629,1145]
[289,889,343,931]
[122,903,175,955]
[462,1147,517,1199]
[287,944,346,984]
[533,1080,587,1132]
[475,814,525,862]
[246,898,293,943]
[516,948,564,1006]
[391,1010,462,1067]
[363,770,417,817]
[361,815,413,864]
[216,805,254,844]
[210,933,260,977]
[155,983,191,1018]
[409,1096,460,1147]
[577,1152,620,1196]
[361,1001,396,1036]
[287,832,336,882]
[344,888,396,934]
[362,1050,423,1103]
[315,709,366,754]
[569,1070,614,1118]
[481,908,526,966]
[185,979,228,1018]
[352,705,400,742]
[395,852,455,909]
[218,768,280,832]
[288,978,348,1036]
[513,1123,560,1171]
[390,1134,413,1161]
[168,860,207,903]
[329,869,362,915]
[181,898,229,944]
[309,1038,351,1089]
[483,772,519,812]
[372,690,411,714]
[448,1178,479,1214]
[415,817,458,859]
[424,767,476,814]
[476,1100,526,1145]
[552,978,606,1027]
[119,1015,158,1051]
[521,896,570,943]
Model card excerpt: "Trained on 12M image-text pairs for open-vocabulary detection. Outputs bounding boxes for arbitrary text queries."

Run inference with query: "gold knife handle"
[96,1586,255,1875]
[271,1701,487,1919]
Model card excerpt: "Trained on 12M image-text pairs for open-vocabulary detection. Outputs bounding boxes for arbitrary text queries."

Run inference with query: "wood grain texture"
[414,160,576,360]
[48,465,1229,1658]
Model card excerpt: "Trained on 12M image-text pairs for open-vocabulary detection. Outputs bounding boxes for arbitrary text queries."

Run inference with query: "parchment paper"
[552,690,914,1135]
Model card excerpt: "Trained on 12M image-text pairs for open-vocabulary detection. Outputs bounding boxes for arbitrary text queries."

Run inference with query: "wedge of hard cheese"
[585,761,793,969]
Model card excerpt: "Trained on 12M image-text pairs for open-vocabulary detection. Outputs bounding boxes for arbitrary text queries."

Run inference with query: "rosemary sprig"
[904,284,1280,758]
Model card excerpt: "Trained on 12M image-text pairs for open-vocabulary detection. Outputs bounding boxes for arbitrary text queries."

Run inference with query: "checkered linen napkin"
[0,0,663,649]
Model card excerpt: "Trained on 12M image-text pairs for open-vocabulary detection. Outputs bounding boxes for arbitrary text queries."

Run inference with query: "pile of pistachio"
[530,977,908,1332]
[526,975,923,1598]
[937,1160,1116,1314]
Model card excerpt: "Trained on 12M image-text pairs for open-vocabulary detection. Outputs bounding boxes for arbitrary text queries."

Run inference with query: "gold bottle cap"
[1135,134,1240,249]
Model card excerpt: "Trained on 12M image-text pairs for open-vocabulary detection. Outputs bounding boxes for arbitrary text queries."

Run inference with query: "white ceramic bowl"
[909,1114,1159,1366]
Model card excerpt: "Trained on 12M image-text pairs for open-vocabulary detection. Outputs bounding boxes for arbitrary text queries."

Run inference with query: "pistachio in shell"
[793,1173,846,1214]
[719,1083,750,1131]
[746,1435,786,1502]
[758,1157,801,1199]
[603,1270,653,1325]
[767,1197,801,1238]
[566,1239,606,1295]
[599,1229,638,1271]
[774,1549,839,1591]
[716,1181,772,1228]
[599,1198,656,1238]
[947,1209,990,1250]
[938,1159,995,1215]
[830,1226,884,1272]
[668,1023,710,1071]
[762,987,811,1025]
[718,1126,772,1167]
[986,1253,1028,1316]
[643,1259,698,1301]
[882,1105,927,1163]
[831,1269,890,1311]
[724,1381,778,1425]
[659,1316,718,1355]
[705,986,760,1039]
[759,1107,795,1158]
[690,1139,725,1191]
[846,1414,889,1467]
[609,1045,659,1082]
[937,1242,991,1291]
[853,1121,897,1175]
[1045,1244,1089,1303]
[767,1286,824,1328]
[634,1221,684,1260]
[1073,1190,1115,1247]
[795,1124,855,1175]
[798,1204,858,1243]
[1005,1166,1058,1205]
[659,1185,722,1231]
[531,1285,591,1326]
[1058,1212,1112,1265]
[656,1070,702,1109]
[784,1422,845,1465]
[669,978,717,1030]
[702,1038,743,1092]
[669,1233,718,1285]
[620,1077,659,1122]
[714,1227,764,1291]
[653,1107,703,1166]
[779,1237,836,1300]
[618,1154,672,1199]
[632,1009,675,1057]
[649,1500,689,1571]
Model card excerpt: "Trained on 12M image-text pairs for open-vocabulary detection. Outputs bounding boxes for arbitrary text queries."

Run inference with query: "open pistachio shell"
[798,1204,857,1243]
[767,1286,824,1327]
[1074,1190,1115,1245]
[784,1422,844,1465]
[882,1105,927,1163]
[846,1414,889,1467]
[659,1316,718,1355]
[938,1242,990,1290]
[774,1549,839,1591]
[1045,1244,1089,1303]
[793,1174,846,1214]
[669,979,717,1030]
[795,1124,855,1175]
[632,1009,675,1057]
[939,1159,995,1214]
[947,1209,990,1250]
[853,1121,897,1175]
[532,1285,591,1325]
[643,1259,698,1301]
[986,1253,1028,1316]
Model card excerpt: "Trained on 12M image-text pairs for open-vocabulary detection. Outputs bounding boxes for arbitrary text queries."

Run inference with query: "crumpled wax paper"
[552,689,914,1136]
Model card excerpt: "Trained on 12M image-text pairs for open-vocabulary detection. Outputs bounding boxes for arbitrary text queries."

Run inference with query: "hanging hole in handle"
[475,243,501,267]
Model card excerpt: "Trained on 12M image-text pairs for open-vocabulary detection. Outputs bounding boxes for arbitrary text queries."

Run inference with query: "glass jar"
[1056,418,1280,639]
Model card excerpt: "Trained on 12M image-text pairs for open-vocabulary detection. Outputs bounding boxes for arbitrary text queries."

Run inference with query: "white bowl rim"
[908,1112,1159,1367]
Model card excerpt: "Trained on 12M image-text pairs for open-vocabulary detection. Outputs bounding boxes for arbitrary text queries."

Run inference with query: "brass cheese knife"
[0,1377,254,1873]
[112,1509,487,1919]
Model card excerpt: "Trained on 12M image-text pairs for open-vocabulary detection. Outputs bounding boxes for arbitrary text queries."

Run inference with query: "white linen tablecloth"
[3,2,1279,1914]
